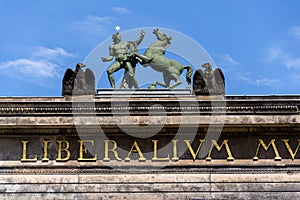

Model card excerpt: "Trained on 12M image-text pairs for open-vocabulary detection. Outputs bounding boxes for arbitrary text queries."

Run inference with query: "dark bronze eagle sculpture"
[62,63,95,96]
[192,63,225,95]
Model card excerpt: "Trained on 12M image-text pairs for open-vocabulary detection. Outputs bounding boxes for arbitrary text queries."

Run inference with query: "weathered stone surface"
[1,192,300,200]
[0,115,299,127]
[0,172,299,199]
[211,173,300,182]
[0,95,298,199]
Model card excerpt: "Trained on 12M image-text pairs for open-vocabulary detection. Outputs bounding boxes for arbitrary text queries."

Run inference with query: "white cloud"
[282,57,300,69]
[255,78,282,87]
[266,46,300,69]
[266,26,300,69]
[266,46,282,61]
[236,72,252,82]
[0,59,60,79]
[112,7,130,14]
[223,54,239,66]
[33,46,73,59]
[0,46,73,83]
[73,15,112,34]
[216,54,248,83]
[85,15,111,23]
[289,26,300,39]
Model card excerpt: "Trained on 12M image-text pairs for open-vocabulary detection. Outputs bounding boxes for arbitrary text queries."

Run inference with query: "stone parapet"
[0,95,299,199]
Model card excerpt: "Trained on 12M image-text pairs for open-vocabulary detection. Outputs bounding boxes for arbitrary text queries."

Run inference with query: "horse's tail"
[184,66,193,86]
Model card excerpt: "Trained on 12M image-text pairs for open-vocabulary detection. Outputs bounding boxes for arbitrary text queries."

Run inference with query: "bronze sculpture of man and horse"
[102,28,193,89]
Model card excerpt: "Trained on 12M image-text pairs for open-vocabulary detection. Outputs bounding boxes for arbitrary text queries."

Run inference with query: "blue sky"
[0,0,299,96]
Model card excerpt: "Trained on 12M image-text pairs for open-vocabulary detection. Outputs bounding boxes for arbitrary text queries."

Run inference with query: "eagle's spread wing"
[62,68,75,96]
[214,68,225,95]
[193,69,206,92]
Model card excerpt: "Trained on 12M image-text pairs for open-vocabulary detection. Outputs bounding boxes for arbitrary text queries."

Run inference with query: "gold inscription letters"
[21,140,38,162]
[253,139,281,161]
[20,138,300,162]
[56,140,71,161]
[78,140,97,161]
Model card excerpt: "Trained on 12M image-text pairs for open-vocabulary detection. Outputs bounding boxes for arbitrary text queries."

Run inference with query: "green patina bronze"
[134,28,193,89]
[101,30,145,89]
[102,28,193,89]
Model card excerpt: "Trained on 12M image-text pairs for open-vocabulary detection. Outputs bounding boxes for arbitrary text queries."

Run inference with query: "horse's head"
[153,28,172,42]
[146,29,172,56]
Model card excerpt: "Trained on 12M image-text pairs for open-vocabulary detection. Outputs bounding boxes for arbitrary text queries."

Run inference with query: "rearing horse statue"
[134,28,193,89]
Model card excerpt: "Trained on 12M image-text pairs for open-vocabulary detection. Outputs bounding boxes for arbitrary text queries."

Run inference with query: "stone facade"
[0,93,299,199]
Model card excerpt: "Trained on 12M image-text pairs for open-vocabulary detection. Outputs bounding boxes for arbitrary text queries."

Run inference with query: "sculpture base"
[195,95,225,100]
[96,88,193,98]
[64,94,94,101]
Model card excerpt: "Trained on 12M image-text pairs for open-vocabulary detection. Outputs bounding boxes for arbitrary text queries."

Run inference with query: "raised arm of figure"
[135,30,145,46]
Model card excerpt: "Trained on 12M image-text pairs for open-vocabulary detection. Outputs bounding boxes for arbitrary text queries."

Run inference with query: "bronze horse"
[134,28,193,89]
